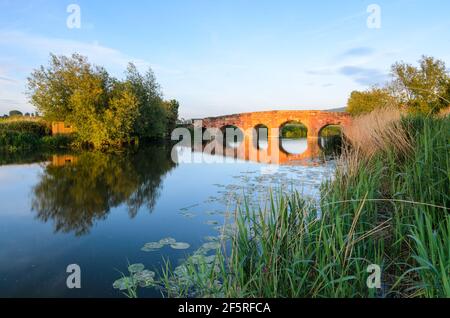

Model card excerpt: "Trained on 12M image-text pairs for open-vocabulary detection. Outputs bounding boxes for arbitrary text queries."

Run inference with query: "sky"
[0,0,449,118]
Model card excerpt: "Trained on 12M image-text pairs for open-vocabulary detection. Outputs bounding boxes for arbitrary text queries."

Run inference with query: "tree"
[391,56,450,114]
[27,54,95,121]
[27,54,176,148]
[163,99,180,136]
[104,81,139,145]
[347,88,399,116]
[346,56,450,116]
[125,63,167,140]
[9,110,23,117]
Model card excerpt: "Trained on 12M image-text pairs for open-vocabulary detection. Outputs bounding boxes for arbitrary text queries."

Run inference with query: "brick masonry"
[199,110,352,138]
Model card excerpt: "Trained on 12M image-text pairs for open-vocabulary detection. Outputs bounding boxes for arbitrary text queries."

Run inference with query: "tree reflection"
[31,145,177,236]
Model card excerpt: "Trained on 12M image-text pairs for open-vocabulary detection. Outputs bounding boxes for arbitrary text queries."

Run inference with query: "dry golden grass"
[343,107,412,159]
[336,107,413,181]
[438,106,450,118]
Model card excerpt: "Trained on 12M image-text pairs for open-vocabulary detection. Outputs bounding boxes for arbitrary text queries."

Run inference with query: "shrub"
[41,134,74,150]
[0,130,41,151]
[0,120,51,137]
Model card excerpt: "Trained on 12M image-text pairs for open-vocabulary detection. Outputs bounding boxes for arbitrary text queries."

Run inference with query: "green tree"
[347,87,398,116]
[125,63,167,140]
[163,99,180,136]
[27,54,95,121]
[104,81,139,145]
[391,56,450,114]
[9,110,23,117]
[346,56,450,116]
[27,54,175,148]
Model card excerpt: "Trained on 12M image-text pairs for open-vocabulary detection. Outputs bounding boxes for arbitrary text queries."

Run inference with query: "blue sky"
[0,0,449,118]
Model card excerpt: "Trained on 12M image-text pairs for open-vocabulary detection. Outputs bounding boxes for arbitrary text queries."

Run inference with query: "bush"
[0,121,51,137]
[0,130,41,151]
[41,134,74,150]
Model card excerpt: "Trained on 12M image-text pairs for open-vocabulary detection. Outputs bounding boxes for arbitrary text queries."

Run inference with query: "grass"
[159,110,449,298]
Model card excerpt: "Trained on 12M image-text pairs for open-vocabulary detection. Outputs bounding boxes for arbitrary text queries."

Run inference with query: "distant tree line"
[347,56,450,116]
[1,110,39,118]
[27,54,179,149]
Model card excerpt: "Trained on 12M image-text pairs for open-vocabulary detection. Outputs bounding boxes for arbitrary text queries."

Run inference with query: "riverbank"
[160,109,449,298]
[0,119,73,153]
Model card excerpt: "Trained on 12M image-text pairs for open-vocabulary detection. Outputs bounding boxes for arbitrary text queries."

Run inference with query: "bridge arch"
[318,124,344,155]
[279,120,309,138]
[253,124,269,150]
[278,120,309,155]
[221,125,244,148]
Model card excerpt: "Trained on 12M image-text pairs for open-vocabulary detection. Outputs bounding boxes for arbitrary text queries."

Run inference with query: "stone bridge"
[194,110,352,164]
[200,110,351,137]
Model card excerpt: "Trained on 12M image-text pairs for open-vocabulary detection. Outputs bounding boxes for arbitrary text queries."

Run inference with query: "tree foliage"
[9,110,23,117]
[391,56,450,114]
[27,54,179,148]
[125,63,167,140]
[347,56,450,116]
[347,88,398,116]
[163,99,180,136]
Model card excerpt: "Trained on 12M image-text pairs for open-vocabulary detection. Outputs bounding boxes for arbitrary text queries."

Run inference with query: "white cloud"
[0,30,152,72]
[0,30,157,113]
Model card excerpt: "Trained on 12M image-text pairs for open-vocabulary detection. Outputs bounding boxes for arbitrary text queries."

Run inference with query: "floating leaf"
[141,242,164,252]
[180,204,199,211]
[128,263,145,273]
[159,237,176,245]
[204,236,219,242]
[170,242,191,250]
[133,270,155,287]
[188,254,216,265]
[205,220,219,226]
[201,242,221,252]
[181,212,196,218]
[113,277,135,290]
[174,265,188,277]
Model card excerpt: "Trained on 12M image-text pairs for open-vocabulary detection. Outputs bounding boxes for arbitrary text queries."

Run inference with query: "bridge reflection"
[191,133,329,166]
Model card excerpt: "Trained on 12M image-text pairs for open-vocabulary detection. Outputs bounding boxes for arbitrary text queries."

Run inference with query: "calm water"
[0,138,336,297]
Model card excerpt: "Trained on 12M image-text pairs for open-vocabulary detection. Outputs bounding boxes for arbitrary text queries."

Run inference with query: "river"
[0,138,337,297]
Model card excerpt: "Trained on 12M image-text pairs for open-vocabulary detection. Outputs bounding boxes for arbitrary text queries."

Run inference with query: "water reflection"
[191,135,342,165]
[280,138,308,155]
[319,136,343,157]
[31,145,177,236]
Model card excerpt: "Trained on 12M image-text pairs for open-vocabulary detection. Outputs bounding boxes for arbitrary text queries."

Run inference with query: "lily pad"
[133,270,155,287]
[188,254,216,265]
[128,263,145,273]
[170,242,191,250]
[201,242,221,252]
[159,237,177,245]
[204,236,219,242]
[205,220,219,226]
[141,242,164,252]
[174,265,188,277]
[181,212,196,218]
[113,277,135,290]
